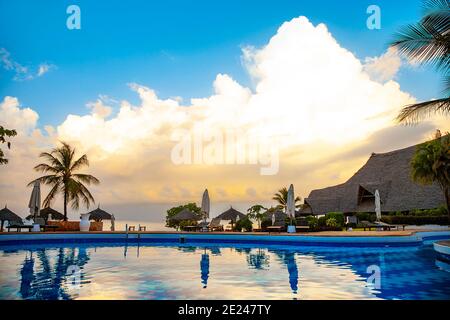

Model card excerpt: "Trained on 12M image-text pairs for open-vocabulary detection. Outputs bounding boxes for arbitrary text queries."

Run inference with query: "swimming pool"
[1,241,449,300]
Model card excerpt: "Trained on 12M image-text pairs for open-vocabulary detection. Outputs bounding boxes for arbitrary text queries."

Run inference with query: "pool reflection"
[2,243,449,300]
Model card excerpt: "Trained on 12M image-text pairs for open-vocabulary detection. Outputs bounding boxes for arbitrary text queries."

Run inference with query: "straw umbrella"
[26,207,64,221]
[88,205,113,221]
[171,208,199,221]
[0,205,22,232]
[215,206,246,230]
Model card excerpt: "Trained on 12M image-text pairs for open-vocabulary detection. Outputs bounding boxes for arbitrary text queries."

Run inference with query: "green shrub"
[356,212,376,222]
[326,218,338,228]
[408,207,448,217]
[381,215,449,225]
[325,212,344,227]
[306,216,319,229]
[235,217,253,232]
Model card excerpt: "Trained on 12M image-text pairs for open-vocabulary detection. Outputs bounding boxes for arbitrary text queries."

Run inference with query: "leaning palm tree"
[390,0,450,123]
[272,187,301,211]
[411,132,449,218]
[28,142,100,221]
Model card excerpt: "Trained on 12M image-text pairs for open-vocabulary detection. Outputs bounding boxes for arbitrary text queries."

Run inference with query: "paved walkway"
[2,229,449,237]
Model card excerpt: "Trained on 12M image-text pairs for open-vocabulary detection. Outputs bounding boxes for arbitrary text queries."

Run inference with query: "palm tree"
[390,0,449,123]
[411,132,450,217]
[247,204,268,229]
[28,142,100,221]
[272,187,301,211]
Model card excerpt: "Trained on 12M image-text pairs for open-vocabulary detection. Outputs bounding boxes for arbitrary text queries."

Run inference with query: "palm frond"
[397,97,450,124]
[37,152,64,171]
[70,154,89,172]
[68,179,95,210]
[33,163,59,174]
[42,182,61,208]
[422,0,450,32]
[27,175,62,187]
[391,22,449,72]
[72,173,100,185]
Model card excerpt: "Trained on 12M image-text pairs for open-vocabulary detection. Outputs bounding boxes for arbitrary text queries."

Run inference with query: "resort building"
[302,143,444,215]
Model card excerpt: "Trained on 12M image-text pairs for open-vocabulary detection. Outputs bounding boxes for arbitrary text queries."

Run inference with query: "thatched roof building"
[264,209,288,226]
[215,206,246,222]
[303,144,444,215]
[26,207,64,221]
[171,208,200,221]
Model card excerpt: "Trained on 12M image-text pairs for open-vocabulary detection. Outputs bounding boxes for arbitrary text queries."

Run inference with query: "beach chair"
[7,220,33,232]
[295,218,310,232]
[359,221,378,231]
[373,221,397,231]
[209,218,223,232]
[34,217,58,232]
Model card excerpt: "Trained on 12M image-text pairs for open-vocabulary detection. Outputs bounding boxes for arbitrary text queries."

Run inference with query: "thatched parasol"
[26,207,64,221]
[215,206,246,222]
[0,205,22,232]
[88,205,113,221]
[171,208,200,221]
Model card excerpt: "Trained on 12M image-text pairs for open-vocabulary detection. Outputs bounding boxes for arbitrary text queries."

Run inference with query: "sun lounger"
[374,221,397,231]
[359,220,396,231]
[7,221,33,232]
[295,225,310,232]
[267,226,283,233]
[183,225,200,232]
[34,217,58,232]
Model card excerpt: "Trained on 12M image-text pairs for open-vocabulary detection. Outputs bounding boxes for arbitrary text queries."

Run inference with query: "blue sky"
[0,0,442,126]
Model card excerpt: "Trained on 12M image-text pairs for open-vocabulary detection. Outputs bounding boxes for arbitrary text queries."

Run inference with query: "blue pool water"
[0,242,449,300]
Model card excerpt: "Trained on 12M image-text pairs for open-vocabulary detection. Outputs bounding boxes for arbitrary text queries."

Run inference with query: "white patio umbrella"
[28,180,41,232]
[201,189,210,231]
[272,213,276,226]
[110,214,116,231]
[286,184,295,232]
[287,184,295,219]
[375,189,381,222]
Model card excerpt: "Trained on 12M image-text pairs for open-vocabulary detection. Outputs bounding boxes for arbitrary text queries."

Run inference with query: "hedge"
[381,215,449,225]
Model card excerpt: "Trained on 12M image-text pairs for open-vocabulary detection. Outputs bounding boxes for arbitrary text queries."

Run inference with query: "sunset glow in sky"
[1,1,448,222]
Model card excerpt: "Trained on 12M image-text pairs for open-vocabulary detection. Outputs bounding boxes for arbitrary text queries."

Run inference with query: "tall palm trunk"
[63,189,68,221]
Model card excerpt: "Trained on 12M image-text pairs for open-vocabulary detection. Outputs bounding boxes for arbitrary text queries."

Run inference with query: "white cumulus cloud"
[1,16,447,220]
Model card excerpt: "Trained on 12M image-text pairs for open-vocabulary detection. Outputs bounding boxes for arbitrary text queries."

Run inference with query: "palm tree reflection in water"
[19,247,90,300]
[18,245,300,299]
